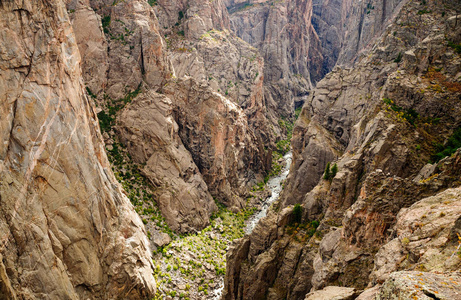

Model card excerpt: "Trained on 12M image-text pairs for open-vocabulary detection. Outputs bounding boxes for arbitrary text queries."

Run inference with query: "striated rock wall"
[68,0,172,100]
[162,78,269,209]
[0,0,155,298]
[116,90,217,233]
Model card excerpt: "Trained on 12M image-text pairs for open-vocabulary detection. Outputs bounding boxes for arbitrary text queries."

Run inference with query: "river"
[212,151,293,299]
[245,151,293,233]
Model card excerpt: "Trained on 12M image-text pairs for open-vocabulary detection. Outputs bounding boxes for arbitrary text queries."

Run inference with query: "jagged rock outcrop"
[0,0,155,298]
[304,286,358,300]
[224,0,461,298]
[162,78,269,209]
[116,77,271,231]
[227,0,322,115]
[155,0,276,143]
[370,187,461,284]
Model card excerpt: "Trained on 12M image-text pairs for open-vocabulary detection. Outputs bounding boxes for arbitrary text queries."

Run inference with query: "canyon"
[0,0,460,299]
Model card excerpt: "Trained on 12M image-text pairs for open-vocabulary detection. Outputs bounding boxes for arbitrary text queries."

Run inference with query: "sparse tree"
[323,162,331,180]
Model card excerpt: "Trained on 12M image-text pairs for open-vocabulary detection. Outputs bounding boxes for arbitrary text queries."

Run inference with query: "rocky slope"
[224,0,461,298]
[0,0,155,298]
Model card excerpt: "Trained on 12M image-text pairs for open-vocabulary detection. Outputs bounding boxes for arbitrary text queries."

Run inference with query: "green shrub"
[432,127,461,162]
[292,204,303,224]
[331,163,338,178]
[323,162,331,180]
[102,15,111,34]
[448,40,461,54]
[394,52,402,63]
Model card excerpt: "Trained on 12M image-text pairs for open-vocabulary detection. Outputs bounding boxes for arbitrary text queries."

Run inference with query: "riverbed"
[152,152,293,300]
[212,151,292,299]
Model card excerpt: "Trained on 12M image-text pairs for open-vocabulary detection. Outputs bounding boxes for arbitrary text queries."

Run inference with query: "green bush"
[323,162,331,180]
[102,15,111,34]
[448,40,461,54]
[292,204,303,224]
[331,163,338,178]
[432,127,461,162]
[394,52,402,63]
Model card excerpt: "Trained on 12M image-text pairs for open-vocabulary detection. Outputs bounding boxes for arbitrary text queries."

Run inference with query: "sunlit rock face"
[0,1,155,298]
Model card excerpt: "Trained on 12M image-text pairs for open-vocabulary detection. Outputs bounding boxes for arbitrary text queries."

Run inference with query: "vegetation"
[286,218,320,242]
[152,203,257,299]
[394,52,403,63]
[431,126,461,162]
[276,107,301,155]
[292,204,303,224]
[323,162,331,180]
[148,0,157,6]
[102,15,111,34]
[383,98,419,126]
[97,83,141,133]
[447,40,461,54]
[417,9,432,15]
[323,162,338,181]
[331,163,338,178]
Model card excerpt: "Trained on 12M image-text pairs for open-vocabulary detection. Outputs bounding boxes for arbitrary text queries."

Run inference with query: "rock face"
[224,0,461,298]
[226,0,406,115]
[304,286,357,300]
[116,77,270,231]
[67,0,172,100]
[65,0,272,232]
[162,79,269,209]
[155,0,275,143]
[376,271,461,300]
[0,0,155,298]
[227,0,322,115]
[370,187,461,285]
[117,90,216,233]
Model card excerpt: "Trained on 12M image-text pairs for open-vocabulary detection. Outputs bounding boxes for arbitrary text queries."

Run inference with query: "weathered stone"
[0,0,155,298]
[224,0,461,298]
[304,286,357,300]
[375,271,461,300]
[117,90,217,232]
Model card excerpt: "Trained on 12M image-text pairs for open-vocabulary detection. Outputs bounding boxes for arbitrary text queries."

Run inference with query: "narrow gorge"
[0,0,460,299]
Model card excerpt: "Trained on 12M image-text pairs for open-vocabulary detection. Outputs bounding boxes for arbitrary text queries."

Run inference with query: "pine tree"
[331,163,338,179]
[323,162,331,180]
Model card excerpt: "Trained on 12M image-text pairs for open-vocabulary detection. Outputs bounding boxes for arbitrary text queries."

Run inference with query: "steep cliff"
[0,0,155,298]
[226,0,406,116]
[65,0,273,233]
[224,0,461,298]
[227,0,322,115]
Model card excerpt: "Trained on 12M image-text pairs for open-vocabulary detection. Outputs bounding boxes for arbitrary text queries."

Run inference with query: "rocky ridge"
[224,0,461,299]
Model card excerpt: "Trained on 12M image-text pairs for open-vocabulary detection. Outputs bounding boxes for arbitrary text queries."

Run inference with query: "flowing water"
[212,151,293,300]
[245,151,293,234]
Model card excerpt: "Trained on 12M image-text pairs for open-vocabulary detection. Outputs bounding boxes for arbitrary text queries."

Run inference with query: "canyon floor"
[145,152,292,300]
